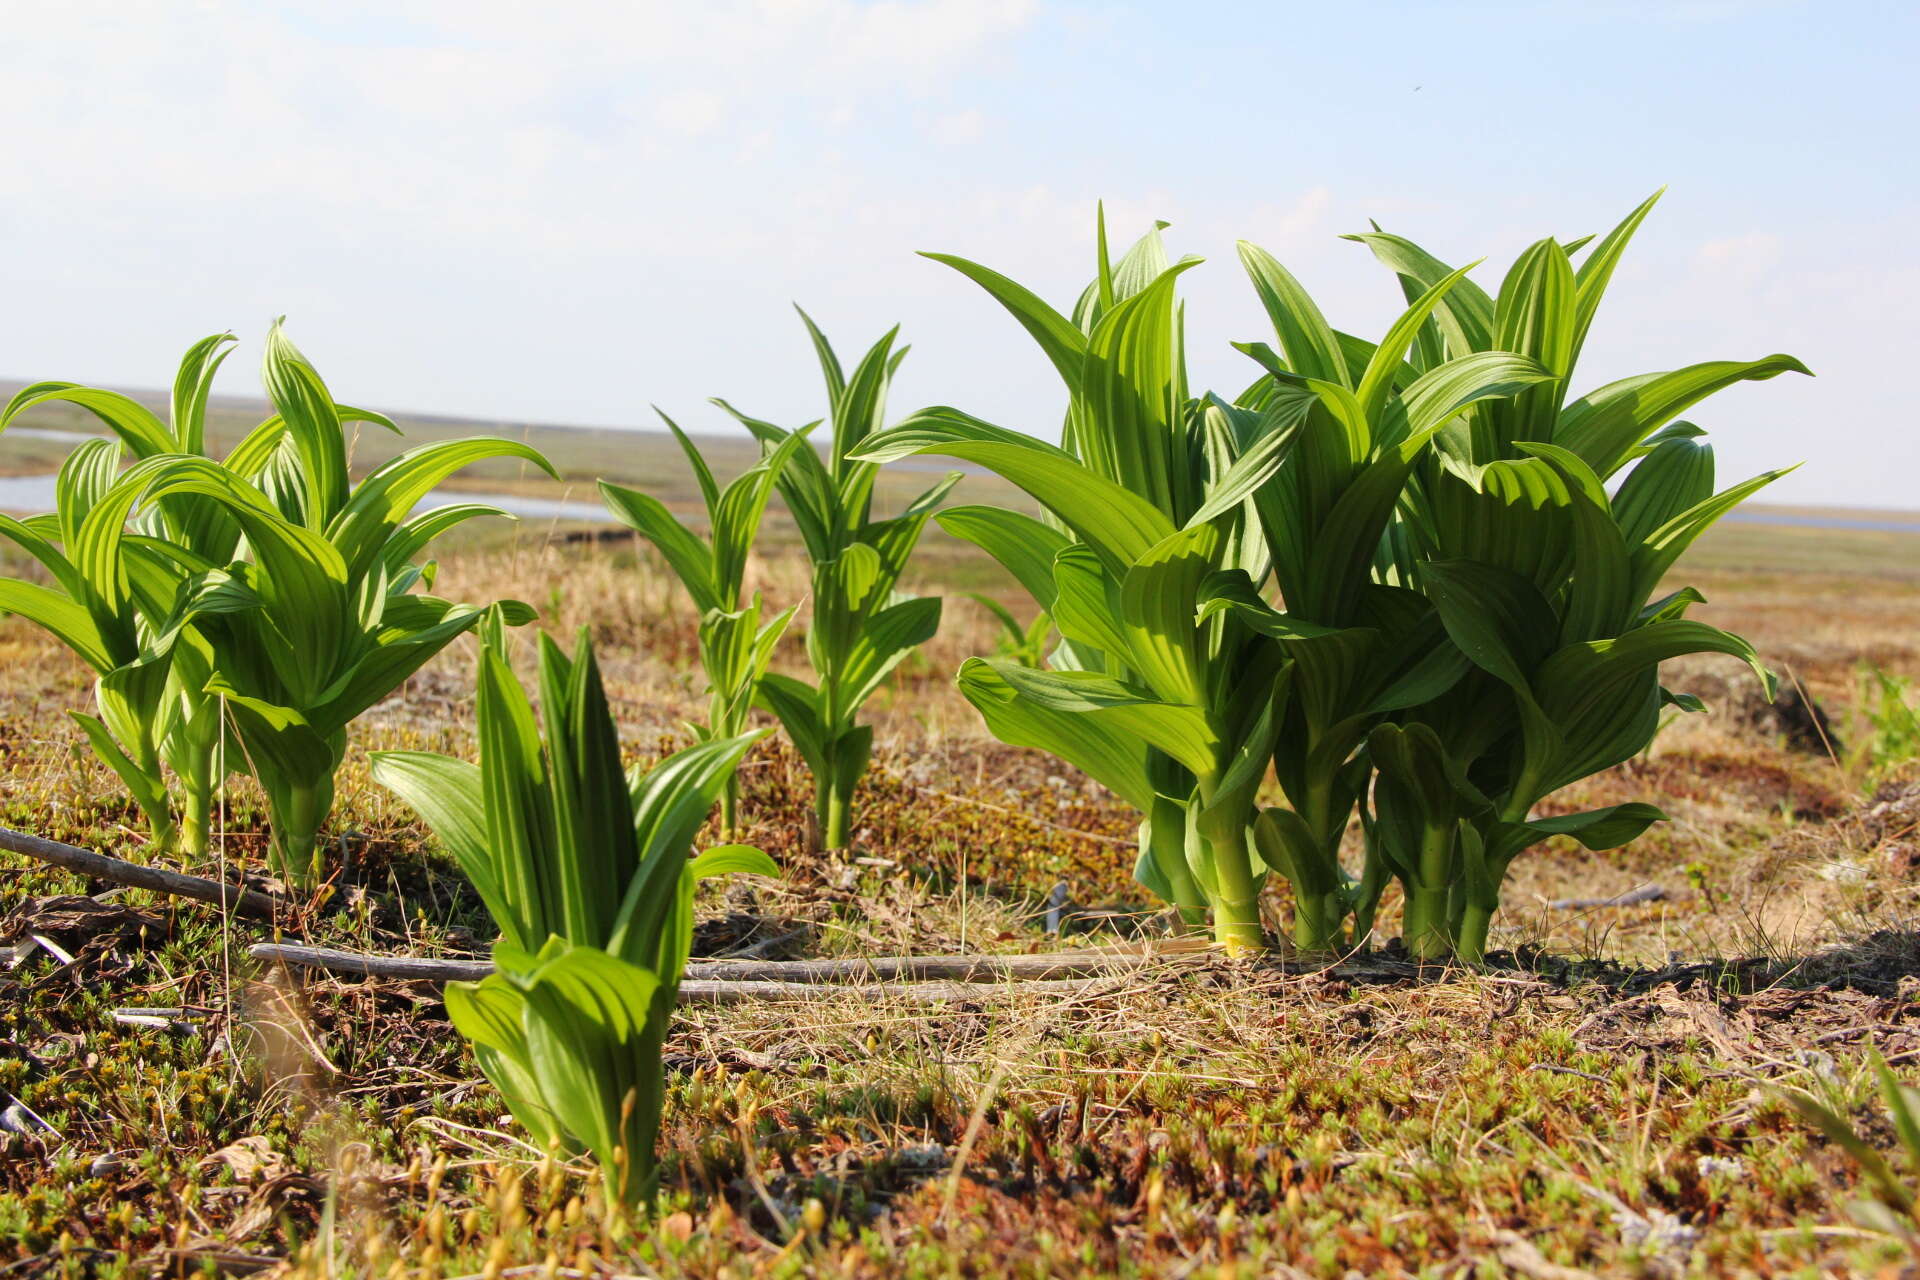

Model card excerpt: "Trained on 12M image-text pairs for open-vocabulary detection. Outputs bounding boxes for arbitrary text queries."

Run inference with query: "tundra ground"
[1,472,1918,1275]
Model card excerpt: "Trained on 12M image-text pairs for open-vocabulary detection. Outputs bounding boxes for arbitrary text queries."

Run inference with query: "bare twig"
[0,825,282,922]
[1548,884,1668,911]
[247,944,1117,1004]
[679,976,1103,1004]
[247,942,1210,985]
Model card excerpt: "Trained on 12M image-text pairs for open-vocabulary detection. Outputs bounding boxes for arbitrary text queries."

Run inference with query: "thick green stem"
[1291,889,1346,953]
[1455,902,1494,966]
[270,783,327,887]
[818,776,850,852]
[132,739,177,856]
[1402,886,1453,959]
[178,742,216,862]
[1206,834,1267,955]
[145,810,178,858]
[719,777,739,840]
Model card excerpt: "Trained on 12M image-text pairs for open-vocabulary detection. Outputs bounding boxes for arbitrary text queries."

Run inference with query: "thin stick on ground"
[246,941,1218,984]
[0,825,283,922]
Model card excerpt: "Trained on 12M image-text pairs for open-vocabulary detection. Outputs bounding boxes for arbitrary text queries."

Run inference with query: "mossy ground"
[0,516,1917,1277]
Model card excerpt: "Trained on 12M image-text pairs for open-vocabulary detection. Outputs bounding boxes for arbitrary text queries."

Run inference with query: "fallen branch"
[1547,884,1668,911]
[247,944,1113,1004]
[248,942,1209,986]
[0,826,282,922]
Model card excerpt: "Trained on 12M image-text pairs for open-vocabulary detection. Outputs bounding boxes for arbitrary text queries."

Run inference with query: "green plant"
[0,438,207,854]
[1857,666,1920,782]
[1782,1050,1920,1245]
[715,311,958,850]
[863,198,1803,959]
[1341,192,1806,959]
[599,416,812,832]
[122,322,555,883]
[859,214,1542,952]
[0,333,395,857]
[962,592,1052,668]
[370,620,774,1207]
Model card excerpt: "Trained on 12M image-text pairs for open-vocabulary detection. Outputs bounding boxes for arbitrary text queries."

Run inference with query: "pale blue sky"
[1,1,1911,506]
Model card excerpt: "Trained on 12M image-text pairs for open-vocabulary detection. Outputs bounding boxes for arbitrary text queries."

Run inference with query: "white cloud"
[653,90,728,137]
[927,109,986,145]
[1693,231,1784,280]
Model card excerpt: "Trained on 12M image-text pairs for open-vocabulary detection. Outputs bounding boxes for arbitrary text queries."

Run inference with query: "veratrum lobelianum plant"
[862,196,1804,959]
[370,618,775,1207]
[962,592,1052,669]
[713,310,959,851]
[599,415,812,833]
[858,213,1552,952]
[110,322,556,884]
[1332,190,1808,960]
[0,332,400,857]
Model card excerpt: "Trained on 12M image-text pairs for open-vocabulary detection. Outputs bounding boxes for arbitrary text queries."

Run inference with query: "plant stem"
[270,783,326,886]
[818,776,850,852]
[1455,903,1493,965]
[1208,833,1267,955]
[1290,889,1346,953]
[179,744,215,861]
[719,778,739,840]
[1402,886,1453,959]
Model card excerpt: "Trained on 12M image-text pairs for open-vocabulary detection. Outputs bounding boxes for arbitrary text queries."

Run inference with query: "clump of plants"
[600,415,811,834]
[862,194,1808,959]
[0,324,553,881]
[715,311,958,850]
[371,616,775,1206]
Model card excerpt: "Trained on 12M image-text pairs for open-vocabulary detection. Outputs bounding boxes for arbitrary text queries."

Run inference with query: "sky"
[1,0,1913,507]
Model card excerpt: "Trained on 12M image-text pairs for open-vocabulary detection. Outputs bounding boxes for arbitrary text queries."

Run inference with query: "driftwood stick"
[0,825,282,922]
[247,945,1122,1004]
[250,944,493,982]
[677,977,1106,1004]
[248,942,1207,986]
[1548,884,1668,911]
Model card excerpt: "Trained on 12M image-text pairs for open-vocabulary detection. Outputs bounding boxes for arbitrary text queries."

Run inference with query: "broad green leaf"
[329,438,556,580]
[0,383,173,457]
[991,664,1218,782]
[599,481,721,613]
[1080,259,1203,513]
[857,408,1176,577]
[956,658,1156,810]
[1611,434,1715,546]
[1569,191,1662,369]
[1341,230,1496,362]
[756,674,827,771]
[1355,260,1482,426]
[1236,242,1348,384]
[1118,523,1220,707]
[921,251,1088,390]
[370,752,518,948]
[1557,354,1812,477]
[936,506,1072,610]
[689,844,779,880]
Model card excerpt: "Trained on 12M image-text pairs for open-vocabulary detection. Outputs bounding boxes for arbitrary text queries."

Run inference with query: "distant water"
[0,472,613,524]
[0,469,1915,535]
